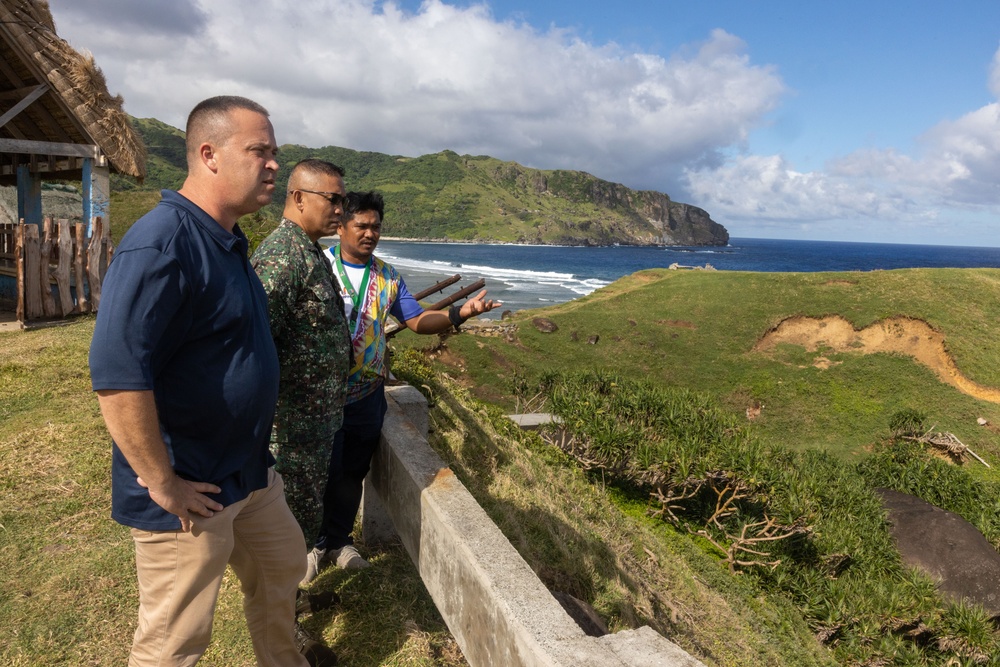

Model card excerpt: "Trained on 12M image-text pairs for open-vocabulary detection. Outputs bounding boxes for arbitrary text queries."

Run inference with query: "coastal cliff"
[518,166,729,246]
[359,152,730,247]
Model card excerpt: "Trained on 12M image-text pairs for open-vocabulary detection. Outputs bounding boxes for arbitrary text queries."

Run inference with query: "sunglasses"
[296,189,348,207]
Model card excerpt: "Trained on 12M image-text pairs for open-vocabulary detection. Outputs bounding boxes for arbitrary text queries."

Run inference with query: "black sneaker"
[294,621,338,666]
[296,588,340,616]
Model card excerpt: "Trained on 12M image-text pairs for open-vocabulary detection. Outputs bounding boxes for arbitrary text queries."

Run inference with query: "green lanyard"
[333,244,371,335]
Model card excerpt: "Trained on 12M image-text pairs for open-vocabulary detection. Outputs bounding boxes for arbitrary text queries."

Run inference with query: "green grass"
[404,268,1000,478]
[390,350,837,666]
[9,266,1000,666]
[0,319,461,667]
[501,369,1000,664]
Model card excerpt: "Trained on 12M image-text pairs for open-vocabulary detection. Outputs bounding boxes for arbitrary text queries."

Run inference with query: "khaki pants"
[128,469,308,666]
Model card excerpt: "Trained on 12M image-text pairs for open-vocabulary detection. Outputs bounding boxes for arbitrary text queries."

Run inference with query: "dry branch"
[905,429,991,468]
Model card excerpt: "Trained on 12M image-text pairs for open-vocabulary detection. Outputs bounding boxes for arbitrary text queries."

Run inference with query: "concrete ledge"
[506,413,561,430]
[365,384,705,667]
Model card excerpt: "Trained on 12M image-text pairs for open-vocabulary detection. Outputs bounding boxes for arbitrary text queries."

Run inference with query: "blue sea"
[374,237,1000,319]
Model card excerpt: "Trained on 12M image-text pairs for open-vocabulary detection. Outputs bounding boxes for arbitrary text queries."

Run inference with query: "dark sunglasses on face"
[295,189,348,207]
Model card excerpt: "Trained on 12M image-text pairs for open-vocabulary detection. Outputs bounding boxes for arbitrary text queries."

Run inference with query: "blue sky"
[48,0,1000,245]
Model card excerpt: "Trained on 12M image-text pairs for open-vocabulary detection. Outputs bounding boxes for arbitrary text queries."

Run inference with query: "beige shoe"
[301,547,328,586]
[333,544,370,570]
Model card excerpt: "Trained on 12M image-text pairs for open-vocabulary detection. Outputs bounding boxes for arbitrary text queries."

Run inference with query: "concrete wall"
[362,384,705,667]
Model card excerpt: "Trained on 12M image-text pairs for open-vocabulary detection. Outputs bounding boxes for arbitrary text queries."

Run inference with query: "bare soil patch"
[658,319,696,329]
[755,315,1000,404]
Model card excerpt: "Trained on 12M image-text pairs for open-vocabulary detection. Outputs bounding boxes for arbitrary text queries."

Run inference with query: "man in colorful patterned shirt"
[303,191,499,580]
[251,159,353,545]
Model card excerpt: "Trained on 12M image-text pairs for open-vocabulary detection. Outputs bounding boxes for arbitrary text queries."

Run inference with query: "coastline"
[374,236,728,248]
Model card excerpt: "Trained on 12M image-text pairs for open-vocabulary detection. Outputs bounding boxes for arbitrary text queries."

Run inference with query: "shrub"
[533,370,1000,665]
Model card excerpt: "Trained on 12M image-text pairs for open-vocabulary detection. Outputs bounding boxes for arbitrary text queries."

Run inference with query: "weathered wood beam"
[74,222,88,313]
[0,84,51,101]
[0,138,100,160]
[39,216,56,316]
[0,83,49,129]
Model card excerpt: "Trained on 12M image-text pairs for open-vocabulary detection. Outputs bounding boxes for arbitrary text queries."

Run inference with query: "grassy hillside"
[417,268,1000,475]
[2,316,844,667]
[388,266,1000,665]
[0,319,463,666]
[8,269,1000,666]
[110,117,727,247]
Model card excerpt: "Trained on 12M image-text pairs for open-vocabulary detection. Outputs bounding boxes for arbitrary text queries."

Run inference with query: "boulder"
[878,488,1000,618]
[532,317,558,333]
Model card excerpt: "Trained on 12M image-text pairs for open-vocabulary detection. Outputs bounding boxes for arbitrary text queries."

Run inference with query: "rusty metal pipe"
[412,274,461,301]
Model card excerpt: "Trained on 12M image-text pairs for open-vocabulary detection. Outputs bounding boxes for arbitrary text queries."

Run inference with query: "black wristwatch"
[448,305,466,331]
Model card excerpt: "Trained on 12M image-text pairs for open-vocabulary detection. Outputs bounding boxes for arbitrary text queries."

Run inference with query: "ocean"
[371,237,1000,319]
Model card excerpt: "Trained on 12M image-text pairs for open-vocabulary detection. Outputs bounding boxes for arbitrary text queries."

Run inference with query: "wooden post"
[74,222,88,312]
[56,219,73,316]
[16,164,42,227]
[15,222,25,322]
[39,216,57,317]
[87,216,104,310]
[82,158,111,238]
[23,223,42,319]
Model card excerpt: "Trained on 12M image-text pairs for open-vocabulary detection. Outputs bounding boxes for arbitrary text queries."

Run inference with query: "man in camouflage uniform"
[251,159,352,544]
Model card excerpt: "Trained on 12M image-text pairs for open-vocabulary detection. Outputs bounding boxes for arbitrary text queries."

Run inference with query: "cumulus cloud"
[46,0,784,194]
[686,44,1000,232]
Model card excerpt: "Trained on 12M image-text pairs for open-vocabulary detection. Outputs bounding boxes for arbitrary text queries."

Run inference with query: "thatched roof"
[0,0,146,184]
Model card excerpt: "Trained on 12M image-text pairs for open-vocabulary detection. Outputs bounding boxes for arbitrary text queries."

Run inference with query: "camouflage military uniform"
[251,219,351,539]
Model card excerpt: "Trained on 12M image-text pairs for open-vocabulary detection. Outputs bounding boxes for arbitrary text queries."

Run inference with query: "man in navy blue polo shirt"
[89,96,316,666]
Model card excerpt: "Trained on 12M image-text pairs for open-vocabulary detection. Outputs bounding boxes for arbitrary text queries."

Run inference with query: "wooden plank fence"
[0,217,112,323]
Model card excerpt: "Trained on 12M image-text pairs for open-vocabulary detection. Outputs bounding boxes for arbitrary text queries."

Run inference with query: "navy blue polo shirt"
[89,190,280,530]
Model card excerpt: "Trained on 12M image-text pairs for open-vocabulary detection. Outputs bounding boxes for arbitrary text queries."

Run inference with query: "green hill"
[427,267,1000,465]
[389,266,1000,665]
[111,116,728,247]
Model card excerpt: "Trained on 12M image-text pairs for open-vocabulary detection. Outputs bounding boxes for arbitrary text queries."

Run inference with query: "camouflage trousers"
[270,438,334,543]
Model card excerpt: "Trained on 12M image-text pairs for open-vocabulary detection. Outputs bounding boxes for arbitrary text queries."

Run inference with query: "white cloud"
[686,45,1000,233]
[46,0,784,194]
[685,154,917,223]
[46,1,1000,243]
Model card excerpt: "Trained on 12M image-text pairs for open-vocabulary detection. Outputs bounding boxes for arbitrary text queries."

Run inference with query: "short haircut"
[185,96,270,165]
[287,158,345,190]
[344,191,385,223]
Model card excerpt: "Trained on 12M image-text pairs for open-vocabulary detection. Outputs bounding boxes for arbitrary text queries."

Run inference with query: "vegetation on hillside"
[109,116,727,247]
[392,350,838,666]
[513,370,1000,665]
[425,268,1000,471]
[390,266,1000,665]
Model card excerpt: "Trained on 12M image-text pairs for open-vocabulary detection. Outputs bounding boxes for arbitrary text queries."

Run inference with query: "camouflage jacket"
[251,219,351,444]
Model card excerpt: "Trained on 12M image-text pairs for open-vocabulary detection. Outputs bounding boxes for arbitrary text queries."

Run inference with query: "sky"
[44,0,1000,246]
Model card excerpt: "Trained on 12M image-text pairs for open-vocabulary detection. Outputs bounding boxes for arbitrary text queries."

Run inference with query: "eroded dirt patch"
[658,319,696,329]
[755,316,1000,404]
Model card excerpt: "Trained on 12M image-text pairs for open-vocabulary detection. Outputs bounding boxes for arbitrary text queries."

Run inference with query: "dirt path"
[754,315,1000,404]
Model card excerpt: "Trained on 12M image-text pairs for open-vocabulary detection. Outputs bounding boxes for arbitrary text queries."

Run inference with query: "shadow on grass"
[424,385,692,642]
[302,539,465,667]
